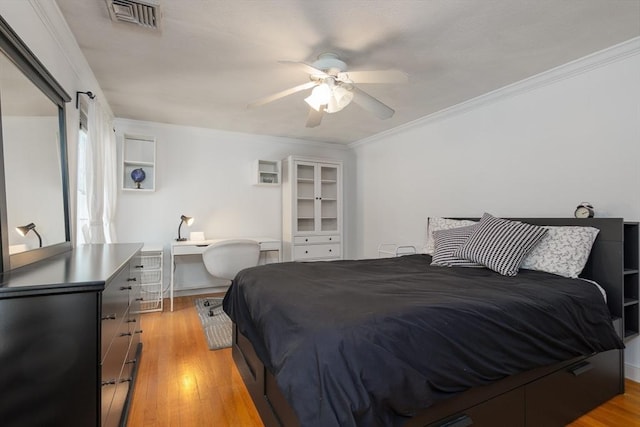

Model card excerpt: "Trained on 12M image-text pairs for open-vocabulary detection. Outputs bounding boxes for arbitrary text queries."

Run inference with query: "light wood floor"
[129,295,640,427]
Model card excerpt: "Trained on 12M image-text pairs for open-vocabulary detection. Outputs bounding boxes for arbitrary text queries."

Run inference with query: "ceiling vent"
[106,0,161,30]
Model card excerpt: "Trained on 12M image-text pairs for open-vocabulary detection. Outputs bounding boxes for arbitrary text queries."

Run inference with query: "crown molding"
[350,37,640,149]
[113,118,351,150]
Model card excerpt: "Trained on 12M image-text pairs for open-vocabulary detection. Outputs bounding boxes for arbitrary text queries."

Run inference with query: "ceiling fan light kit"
[249,52,407,128]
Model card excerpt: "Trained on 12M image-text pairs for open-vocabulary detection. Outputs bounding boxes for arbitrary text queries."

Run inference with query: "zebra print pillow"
[454,213,548,276]
[431,225,484,268]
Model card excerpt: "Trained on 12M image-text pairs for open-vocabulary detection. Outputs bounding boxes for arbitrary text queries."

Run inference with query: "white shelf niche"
[123,134,156,191]
[256,159,280,185]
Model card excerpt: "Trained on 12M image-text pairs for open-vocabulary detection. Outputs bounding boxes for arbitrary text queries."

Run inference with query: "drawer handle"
[126,358,137,365]
[134,265,144,269]
[305,250,308,254]
[570,361,593,376]
[119,332,133,337]
[127,318,137,323]
[329,249,332,252]
[305,238,308,242]
[101,313,117,321]
[439,414,472,427]
[135,329,143,335]
[101,379,117,387]
[135,297,144,302]
[127,277,137,282]
[119,377,132,383]
[120,286,132,291]
[329,237,332,241]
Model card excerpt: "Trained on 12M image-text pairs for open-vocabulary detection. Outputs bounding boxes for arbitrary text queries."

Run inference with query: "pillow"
[454,213,548,276]
[431,225,485,268]
[520,226,599,278]
[423,217,477,255]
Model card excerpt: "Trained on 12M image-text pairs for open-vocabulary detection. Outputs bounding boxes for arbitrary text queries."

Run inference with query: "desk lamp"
[16,223,42,247]
[176,215,194,241]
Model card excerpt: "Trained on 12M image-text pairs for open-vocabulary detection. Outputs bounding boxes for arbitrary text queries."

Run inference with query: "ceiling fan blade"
[278,60,328,77]
[305,106,324,128]
[339,70,408,84]
[351,86,395,120]
[248,81,317,108]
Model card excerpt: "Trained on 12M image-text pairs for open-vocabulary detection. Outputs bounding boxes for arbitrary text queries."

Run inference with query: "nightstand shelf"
[623,222,639,341]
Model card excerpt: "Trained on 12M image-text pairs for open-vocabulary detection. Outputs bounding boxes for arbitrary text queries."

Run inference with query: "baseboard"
[626,363,640,382]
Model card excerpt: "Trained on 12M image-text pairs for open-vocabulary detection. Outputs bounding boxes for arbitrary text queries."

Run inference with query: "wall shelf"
[123,134,156,191]
[256,160,280,185]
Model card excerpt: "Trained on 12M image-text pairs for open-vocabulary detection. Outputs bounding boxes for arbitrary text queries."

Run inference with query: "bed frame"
[231,218,626,427]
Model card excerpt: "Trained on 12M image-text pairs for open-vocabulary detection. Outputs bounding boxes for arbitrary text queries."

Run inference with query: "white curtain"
[82,100,118,244]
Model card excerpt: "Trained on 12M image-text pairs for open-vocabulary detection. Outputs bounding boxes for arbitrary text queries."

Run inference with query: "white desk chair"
[201,239,260,315]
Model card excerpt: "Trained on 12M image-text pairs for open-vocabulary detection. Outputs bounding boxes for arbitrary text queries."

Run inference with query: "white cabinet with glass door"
[282,156,342,261]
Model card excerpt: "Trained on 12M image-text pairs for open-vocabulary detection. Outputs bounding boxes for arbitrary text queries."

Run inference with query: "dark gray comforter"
[223,255,624,427]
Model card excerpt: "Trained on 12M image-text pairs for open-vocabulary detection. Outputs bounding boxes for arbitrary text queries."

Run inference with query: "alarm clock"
[574,202,594,218]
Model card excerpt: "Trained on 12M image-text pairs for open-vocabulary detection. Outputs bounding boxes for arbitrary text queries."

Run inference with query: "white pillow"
[520,226,600,278]
[423,217,476,255]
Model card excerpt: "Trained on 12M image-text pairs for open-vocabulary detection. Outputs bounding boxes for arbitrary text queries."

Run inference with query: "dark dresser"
[0,243,143,427]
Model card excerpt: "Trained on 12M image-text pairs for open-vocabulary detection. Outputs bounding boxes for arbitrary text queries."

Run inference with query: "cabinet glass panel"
[298,218,314,232]
[321,218,338,231]
[297,181,315,199]
[297,199,315,219]
[297,164,314,180]
[320,166,337,182]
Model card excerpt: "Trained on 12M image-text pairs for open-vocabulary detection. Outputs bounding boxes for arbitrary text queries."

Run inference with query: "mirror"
[0,15,71,272]
[1,53,67,255]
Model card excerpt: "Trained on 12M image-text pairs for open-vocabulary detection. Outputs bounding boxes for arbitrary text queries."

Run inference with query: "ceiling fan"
[248,53,408,128]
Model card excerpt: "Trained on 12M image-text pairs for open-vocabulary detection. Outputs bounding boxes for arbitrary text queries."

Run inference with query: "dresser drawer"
[102,307,132,370]
[294,243,340,260]
[294,235,340,244]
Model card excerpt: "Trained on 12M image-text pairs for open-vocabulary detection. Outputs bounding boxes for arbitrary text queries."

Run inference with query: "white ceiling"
[55,0,640,145]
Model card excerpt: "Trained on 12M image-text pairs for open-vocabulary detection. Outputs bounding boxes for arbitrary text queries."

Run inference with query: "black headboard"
[455,218,624,319]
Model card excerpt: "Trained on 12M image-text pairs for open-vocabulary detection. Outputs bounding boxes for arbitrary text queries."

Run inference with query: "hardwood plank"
[129,296,640,426]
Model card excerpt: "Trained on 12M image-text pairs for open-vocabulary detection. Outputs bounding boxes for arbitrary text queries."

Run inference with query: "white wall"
[352,41,640,379]
[114,118,355,291]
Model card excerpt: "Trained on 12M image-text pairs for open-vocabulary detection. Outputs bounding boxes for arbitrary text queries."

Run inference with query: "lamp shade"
[16,222,42,247]
[16,223,36,236]
[304,83,332,111]
[326,86,354,113]
[181,215,194,226]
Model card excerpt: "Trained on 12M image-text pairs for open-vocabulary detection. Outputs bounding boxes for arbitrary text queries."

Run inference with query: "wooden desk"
[170,237,280,311]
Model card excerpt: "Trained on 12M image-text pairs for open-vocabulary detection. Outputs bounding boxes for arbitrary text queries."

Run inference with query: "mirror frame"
[0,15,71,272]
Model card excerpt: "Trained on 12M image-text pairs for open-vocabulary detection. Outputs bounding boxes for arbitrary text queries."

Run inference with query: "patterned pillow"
[423,217,477,255]
[454,213,548,276]
[431,225,485,268]
[520,226,599,278]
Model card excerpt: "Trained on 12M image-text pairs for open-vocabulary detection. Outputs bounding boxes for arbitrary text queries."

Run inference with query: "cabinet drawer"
[173,244,209,255]
[294,235,340,244]
[525,349,622,426]
[294,244,340,260]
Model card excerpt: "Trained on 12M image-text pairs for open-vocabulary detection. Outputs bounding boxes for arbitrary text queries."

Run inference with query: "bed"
[223,217,626,427]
